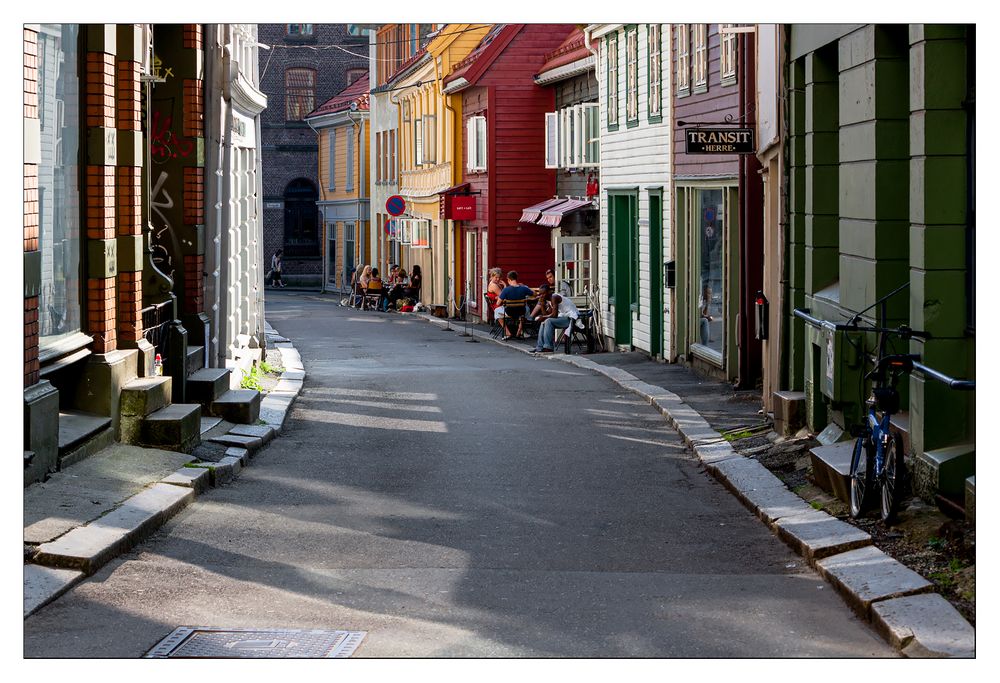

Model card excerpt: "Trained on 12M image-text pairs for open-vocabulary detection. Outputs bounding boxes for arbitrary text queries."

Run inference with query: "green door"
[609,194,635,347]
[649,192,663,357]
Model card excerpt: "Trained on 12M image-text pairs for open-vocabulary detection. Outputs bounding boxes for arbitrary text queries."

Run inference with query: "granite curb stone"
[870,594,975,658]
[160,466,211,493]
[32,483,194,574]
[773,509,873,563]
[225,446,251,465]
[816,546,934,617]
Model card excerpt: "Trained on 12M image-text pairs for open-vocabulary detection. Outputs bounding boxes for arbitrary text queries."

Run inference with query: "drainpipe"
[348,108,366,283]
[443,87,459,317]
[305,114,326,290]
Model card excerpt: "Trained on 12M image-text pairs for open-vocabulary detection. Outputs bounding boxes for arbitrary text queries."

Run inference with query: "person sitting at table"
[388,268,410,309]
[406,264,422,301]
[498,270,534,340]
[366,268,386,310]
[545,268,573,298]
[485,267,506,323]
[531,284,580,354]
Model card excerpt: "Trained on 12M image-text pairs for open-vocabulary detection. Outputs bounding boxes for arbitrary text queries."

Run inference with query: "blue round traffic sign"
[386,195,406,217]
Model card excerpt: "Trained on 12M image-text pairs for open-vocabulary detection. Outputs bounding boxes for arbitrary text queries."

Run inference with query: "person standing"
[270,249,286,288]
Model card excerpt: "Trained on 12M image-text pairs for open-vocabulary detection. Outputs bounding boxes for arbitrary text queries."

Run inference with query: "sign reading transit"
[685,128,755,154]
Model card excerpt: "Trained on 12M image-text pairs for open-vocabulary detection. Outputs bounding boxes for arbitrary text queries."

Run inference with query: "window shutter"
[583,103,600,166]
[544,112,558,169]
[346,131,354,192]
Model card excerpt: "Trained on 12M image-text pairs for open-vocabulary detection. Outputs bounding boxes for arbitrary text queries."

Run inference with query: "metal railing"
[141,301,173,354]
[793,307,975,391]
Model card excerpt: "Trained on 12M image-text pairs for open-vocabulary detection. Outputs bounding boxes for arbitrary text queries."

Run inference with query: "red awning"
[518,197,567,224]
[537,199,595,227]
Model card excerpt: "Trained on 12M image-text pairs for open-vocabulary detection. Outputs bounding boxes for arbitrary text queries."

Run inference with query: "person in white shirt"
[531,284,579,353]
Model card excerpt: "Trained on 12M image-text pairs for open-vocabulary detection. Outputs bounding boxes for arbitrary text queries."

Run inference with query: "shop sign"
[685,128,755,154]
[449,194,477,221]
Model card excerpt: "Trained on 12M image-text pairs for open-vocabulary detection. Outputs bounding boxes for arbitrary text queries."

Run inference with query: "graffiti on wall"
[151,108,195,162]
[150,170,180,282]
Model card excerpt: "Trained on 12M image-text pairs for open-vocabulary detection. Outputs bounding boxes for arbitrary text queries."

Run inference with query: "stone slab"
[741,484,818,525]
[24,565,85,618]
[708,457,790,502]
[871,593,975,658]
[228,424,275,443]
[594,366,637,382]
[225,447,251,464]
[213,455,243,485]
[816,546,935,619]
[809,440,856,502]
[773,509,872,563]
[272,378,304,394]
[281,369,306,381]
[208,434,263,451]
[160,466,211,493]
[619,380,664,401]
[694,442,740,465]
[33,483,194,574]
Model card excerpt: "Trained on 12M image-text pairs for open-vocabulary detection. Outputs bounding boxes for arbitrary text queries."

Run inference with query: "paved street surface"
[24,292,894,657]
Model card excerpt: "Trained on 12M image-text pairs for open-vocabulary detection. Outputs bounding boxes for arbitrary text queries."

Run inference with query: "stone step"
[57,411,112,457]
[809,440,856,503]
[914,443,975,502]
[120,376,173,418]
[889,411,910,457]
[186,345,205,376]
[141,403,202,452]
[187,367,231,405]
[207,389,261,425]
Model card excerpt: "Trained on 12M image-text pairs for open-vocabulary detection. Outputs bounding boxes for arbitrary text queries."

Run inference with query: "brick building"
[258,24,368,286]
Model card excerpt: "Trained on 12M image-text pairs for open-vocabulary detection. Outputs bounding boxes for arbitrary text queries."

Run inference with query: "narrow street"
[23,292,894,657]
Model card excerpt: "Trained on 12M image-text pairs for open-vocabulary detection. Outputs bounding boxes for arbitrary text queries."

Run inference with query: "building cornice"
[534,56,595,86]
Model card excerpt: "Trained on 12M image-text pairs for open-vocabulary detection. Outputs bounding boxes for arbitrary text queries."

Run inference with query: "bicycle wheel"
[880,432,907,524]
[849,436,874,517]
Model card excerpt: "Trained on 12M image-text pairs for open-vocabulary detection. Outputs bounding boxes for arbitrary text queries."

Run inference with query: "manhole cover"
[145,628,366,658]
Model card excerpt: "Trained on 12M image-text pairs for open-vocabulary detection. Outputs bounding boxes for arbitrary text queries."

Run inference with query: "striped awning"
[518,197,567,224]
[537,199,595,228]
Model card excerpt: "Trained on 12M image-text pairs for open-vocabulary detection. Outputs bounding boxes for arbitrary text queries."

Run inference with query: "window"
[422,114,436,164]
[648,24,662,120]
[720,25,738,84]
[326,221,337,286]
[347,68,366,85]
[38,24,82,348]
[375,132,382,184]
[465,231,477,307]
[545,104,599,169]
[625,26,638,125]
[346,130,354,192]
[398,219,411,245]
[557,239,593,300]
[467,115,487,172]
[411,220,431,248]
[328,128,336,190]
[287,24,313,36]
[389,129,396,181]
[693,24,708,91]
[414,119,423,165]
[344,222,356,281]
[606,32,618,129]
[402,99,411,123]
[285,68,315,121]
[283,178,319,257]
[686,187,727,361]
[676,24,690,95]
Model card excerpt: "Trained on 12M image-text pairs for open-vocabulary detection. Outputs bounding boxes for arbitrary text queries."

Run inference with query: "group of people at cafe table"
[486,268,581,353]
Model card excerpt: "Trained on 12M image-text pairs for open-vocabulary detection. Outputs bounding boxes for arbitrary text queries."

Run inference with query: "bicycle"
[837,284,930,524]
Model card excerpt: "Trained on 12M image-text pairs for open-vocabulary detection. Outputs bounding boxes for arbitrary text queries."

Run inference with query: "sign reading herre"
[686,128,755,154]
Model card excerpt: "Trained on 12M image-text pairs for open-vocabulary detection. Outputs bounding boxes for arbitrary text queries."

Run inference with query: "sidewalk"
[23,324,305,619]
[416,312,976,658]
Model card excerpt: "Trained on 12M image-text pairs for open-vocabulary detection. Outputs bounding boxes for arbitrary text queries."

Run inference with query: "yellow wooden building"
[306,72,372,292]
[390,24,492,312]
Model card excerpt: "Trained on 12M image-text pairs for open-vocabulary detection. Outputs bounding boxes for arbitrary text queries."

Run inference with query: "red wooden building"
[442,24,576,320]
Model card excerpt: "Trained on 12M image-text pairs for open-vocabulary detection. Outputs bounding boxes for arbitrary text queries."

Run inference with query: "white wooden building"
[585,24,673,359]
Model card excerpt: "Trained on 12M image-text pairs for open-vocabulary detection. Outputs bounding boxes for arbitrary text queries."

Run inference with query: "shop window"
[38,24,82,348]
[285,68,315,121]
[687,187,728,362]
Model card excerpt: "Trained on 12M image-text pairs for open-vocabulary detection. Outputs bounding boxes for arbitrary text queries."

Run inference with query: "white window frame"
[720,24,738,84]
[648,24,662,119]
[676,24,690,95]
[414,120,423,165]
[411,219,431,249]
[693,24,708,92]
[606,32,619,128]
[398,218,412,245]
[625,27,638,123]
[422,114,437,164]
[546,104,600,170]
[556,237,595,305]
[467,115,487,172]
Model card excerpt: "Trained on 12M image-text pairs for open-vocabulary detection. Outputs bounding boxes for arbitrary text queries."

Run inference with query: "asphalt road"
[23,292,894,657]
